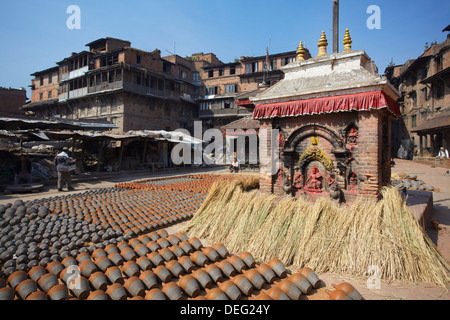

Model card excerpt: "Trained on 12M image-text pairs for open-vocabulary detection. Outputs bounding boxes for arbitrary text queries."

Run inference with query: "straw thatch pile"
[183,177,450,288]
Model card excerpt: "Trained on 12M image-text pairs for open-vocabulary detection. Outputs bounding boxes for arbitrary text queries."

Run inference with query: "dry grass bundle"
[183,180,450,288]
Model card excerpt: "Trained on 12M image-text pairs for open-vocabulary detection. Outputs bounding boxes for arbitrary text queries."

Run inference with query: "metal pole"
[333,0,339,54]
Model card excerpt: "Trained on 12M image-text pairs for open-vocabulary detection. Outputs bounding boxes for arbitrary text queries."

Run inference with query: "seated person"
[437,147,449,159]
[229,157,239,173]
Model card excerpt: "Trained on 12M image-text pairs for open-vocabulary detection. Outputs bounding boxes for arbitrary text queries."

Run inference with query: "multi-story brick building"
[0,87,27,116]
[22,38,200,132]
[385,28,450,158]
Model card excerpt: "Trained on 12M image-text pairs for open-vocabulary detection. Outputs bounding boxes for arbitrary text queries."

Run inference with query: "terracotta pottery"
[239,252,256,268]
[288,273,312,294]
[212,243,229,259]
[26,291,48,300]
[106,283,128,300]
[154,265,172,283]
[157,237,171,249]
[206,287,229,300]
[165,260,184,278]
[108,251,124,266]
[256,264,277,284]
[277,279,302,300]
[202,247,220,262]
[192,268,214,289]
[231,274,254,296]
[188,237,203,250]
[217,260,236,277]
[38,273,59,292]
[264,287,290,300]
[0,287,15,300]
[190,251,208,267]
[178,241,194,255]
[332,282,363,300]
[7,271,27,289]
[95,256,113,272]
[328,289,352,300]
[89,272,109,291]
[139,270,158,290]
[218,280,242,300]
[159,247,176,262]
[79,260,98,278]
[87,290,109,300]
[268,258,287,278]
[124,276,146,297]
[169,245,185,258]
[69,276,91,300]
[122,261,141,278]
[16,279,38,300]
[144,288,167,300]
[228,255,246,273]
[299,267,321,289]
[178,256,195,273]
[48,283,69,300]
[243,269,266,290]
[147,251,165,267]
[136,256,153,271]
[105,266,124,284]
[252,293,273,300]
[162,282,183,300]
[28,266,49,283]
[146,241,161,252]
[178,274,200,297]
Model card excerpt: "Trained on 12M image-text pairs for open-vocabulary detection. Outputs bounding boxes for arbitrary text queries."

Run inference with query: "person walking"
[54,147,76,192]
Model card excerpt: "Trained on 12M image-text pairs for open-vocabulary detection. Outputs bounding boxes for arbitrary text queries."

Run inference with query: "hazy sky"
[0,0,449,100]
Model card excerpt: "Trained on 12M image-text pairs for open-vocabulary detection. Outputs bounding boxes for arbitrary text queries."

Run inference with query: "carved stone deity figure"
[348,170,358,190]
[347,128,358,145]
[306,167,323,191]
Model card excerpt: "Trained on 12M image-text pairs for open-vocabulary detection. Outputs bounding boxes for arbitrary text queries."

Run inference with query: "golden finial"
[296,41,306,61]
[317,31,328,57]
[343,28,353,52]
[311,137,319,146]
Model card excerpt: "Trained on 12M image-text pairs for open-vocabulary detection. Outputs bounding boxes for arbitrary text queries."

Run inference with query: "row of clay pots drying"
[115,174,248,194]
[0,186,205,278]
[0,229,332,300]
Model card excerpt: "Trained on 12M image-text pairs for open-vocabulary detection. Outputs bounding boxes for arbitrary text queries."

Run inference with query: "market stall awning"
[252,90,401,119]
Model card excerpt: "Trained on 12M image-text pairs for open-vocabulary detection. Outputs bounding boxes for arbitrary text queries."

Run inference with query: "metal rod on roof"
[333,0,339,54]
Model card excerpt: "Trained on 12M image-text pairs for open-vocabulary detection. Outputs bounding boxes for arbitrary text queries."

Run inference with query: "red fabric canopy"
[252,90,401,119]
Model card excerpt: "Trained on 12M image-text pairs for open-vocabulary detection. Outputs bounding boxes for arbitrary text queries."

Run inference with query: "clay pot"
[252,293,273,300]
[231,274,254,296]
[92,248,107,260]
[256,263,277,283]
[136,256,153,271]
[219,280,242,300]
[288,273,312,294]
[145,288,167,300]
[332,282,363,300]
[134,243,150,257]
[38,273,59,292]
[202,247,220,262]
[239,252,256,268]
[299,267,321,289]
[178,274,200,297]
[178,241,194,255]
[178,256,195,273]
[206,287,228,300]
[106,283,128,300]
[329,289,352,300]
[61,256,78,268]
[192,295,207,300]
[108,251,124,266]
[159,247,176,262]
[167,234,180,246]
[157,229,169,238]
[79,260,98,278]
[89,272,109,291]
[156,237,171,249]
[122,261,140,278]
[268,258,287,278]
[121,246,137,261]
[146,241,161,253]
[16,279,38,300]
[162,282,183,300]
[105,244,119,255]
[154,265,172,283]
[0,287,15,300]
[146,251,164,267]
[190,251,208,267]
[139,270,158,290]
[243,269,266,290]
[28,266,47,282]
[264,287,290,300]
[169,245,185,258]
[192,269,214,289]
[188,237,203,250]
[69,276,91,299]
[95,256,113,272]
[228,255,246,273]
[217,260,236,277]
[87,290,109,300]
[212,243,229,259]
[124,276,146,297]
[7,270,27,289]
[175,232,189,242]
[165,260,184,278]
[48,283,69,300]
[277,279,302,300]
[76,252,91,263]
[26,291,48,300]
[105,266,124,284]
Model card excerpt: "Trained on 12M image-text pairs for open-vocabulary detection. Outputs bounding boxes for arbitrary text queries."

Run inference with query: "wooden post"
[118,140,125,171]
[97,140,104,172]
[333,0,339,54]
[142,140,147,164]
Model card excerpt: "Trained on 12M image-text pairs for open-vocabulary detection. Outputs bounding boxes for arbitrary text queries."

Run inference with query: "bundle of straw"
[183,180,450,288]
